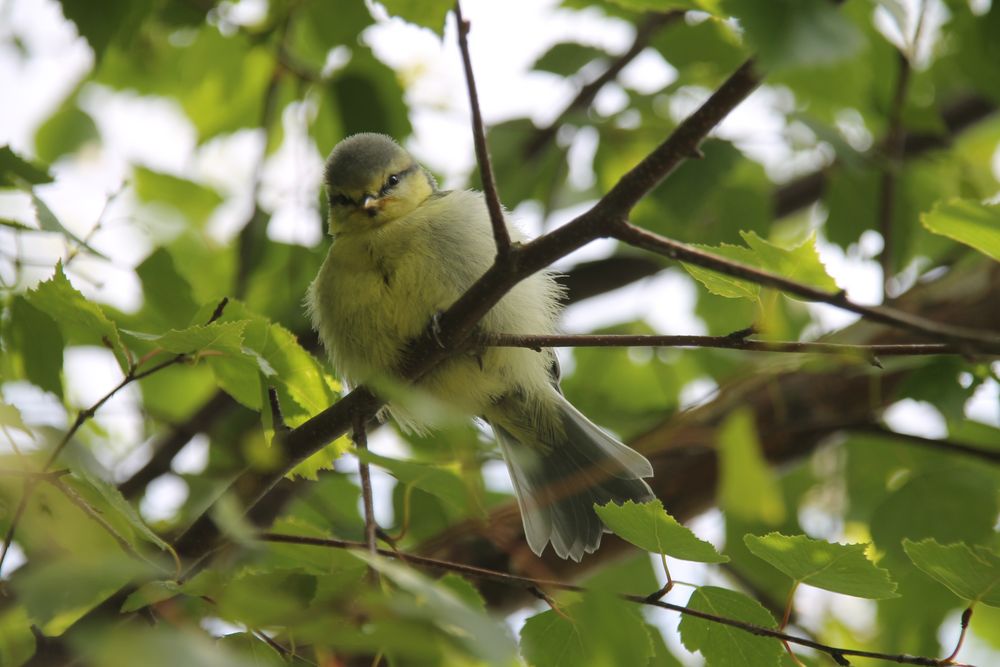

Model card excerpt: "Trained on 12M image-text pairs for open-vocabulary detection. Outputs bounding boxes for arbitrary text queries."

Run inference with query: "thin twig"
[485,332,965,359]
[259,532,969,667]
[352,412,377,557]
[612,222,1000,353]
[268,387,289,435]
[944,608,973,663]
[454,1,511,257]
[523,11,684,158]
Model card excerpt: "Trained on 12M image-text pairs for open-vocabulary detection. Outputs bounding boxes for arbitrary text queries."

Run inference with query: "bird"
[307,133,654,561]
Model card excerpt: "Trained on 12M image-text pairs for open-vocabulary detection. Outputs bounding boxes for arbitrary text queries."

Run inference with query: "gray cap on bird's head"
[324,133,413,192]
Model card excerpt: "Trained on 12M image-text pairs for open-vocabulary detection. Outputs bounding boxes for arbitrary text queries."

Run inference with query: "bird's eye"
[387,174,400,187]
[330,194,351,207]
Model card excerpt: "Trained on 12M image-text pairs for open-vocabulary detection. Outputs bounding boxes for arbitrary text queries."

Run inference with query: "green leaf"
[6,297,64,397]
[288,0,373,70]
[437,574,487,611]
[871,468,999,560]
[0,401,32,439]
[135,247,201,328]
[0,145,52,186]
[521,592,653,667]
[594,499,728,563]
[77,624,250,667]
[358,450,481,516]
[532,43,609,76]
[718,409,785,525]
[739,231,838,295]
[379,0,452,34]
[122,321,247,358]
[56,0,154,62]
[678,586,782,667]
[683,231,837,304]
[97,26,275,141]
[120,580,182,613]
[744,532,898,598]
[31,192,108,259]
[921,198,1000,263]
[682,243,761,301]
[361,553,518,665]
[34,102,100,163]
[133,167,223,227]
[721,0,865,72]
[26,263,129,371]
[74,469,173,554]
[904,539,1000,608]
[12,552,155,636]
[607,0,714,11]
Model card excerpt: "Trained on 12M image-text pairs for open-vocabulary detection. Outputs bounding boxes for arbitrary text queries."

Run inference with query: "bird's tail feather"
[493,393,654,562]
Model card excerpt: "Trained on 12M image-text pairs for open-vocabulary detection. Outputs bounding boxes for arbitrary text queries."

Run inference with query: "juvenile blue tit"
[308,133,654,561]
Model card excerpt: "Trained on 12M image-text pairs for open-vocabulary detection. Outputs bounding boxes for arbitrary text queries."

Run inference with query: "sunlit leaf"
[678,586,782,667]
[521,591,653,667]
[362,553,519,665]
[904,539,1000,608]
[718,409,785,525]
[744,532,898,598]
[379,0,452,34]
[921,198,1000,263]
[6,297,64,398]
[25,263,129,371]
[595,499,728,563]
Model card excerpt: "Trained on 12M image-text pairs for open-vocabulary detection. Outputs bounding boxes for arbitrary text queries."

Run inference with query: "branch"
[486,332,966,360]
[258,532,969,667]
[523,11,684,159]
[352,412,377,557]
[848,423,1000,465]
[454,0,510,256]
[878,49,913,299]
[417,261,1000,603]
[612,222,1000,352]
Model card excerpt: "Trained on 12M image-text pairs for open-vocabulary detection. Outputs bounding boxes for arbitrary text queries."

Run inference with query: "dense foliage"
[1,0,999,665]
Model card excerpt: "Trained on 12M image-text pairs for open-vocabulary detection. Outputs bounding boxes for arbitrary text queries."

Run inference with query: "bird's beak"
[362,195,378,211]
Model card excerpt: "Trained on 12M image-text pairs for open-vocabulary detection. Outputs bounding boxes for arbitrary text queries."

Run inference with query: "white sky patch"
[140,473,189,523]
[172,433,211,475]
[883,399,948,439]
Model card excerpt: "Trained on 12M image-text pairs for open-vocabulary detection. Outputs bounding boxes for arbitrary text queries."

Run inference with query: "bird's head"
[323,133,437,234]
